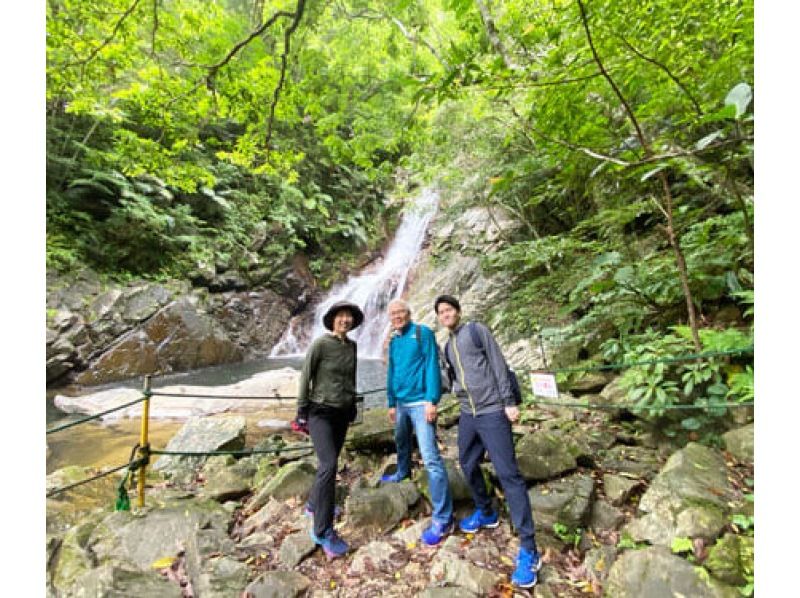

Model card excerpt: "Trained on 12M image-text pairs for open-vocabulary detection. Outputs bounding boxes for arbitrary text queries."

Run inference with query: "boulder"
[195,556,250,598]
[346,407,396,452]
[624,443,735,546]
[722,424,754,463]
[588,499,625,531]
[605,546,739,598]
[348,540,398,574]
[529,472,594,535]
[75,297,243,385]
[201,460,256,503]
[249,461,316,511]
[345,481,419,534]
[598,445,662,480]
[279,531,316,568]
[153,415,246,478]
[583,545,617,584]
[415,458,472,503]
[70,564,182,597]
[567,371,612,395]
[430,550,502,595]
[515,431,579,481]
[244,571,311,598]
[603,473,640,506]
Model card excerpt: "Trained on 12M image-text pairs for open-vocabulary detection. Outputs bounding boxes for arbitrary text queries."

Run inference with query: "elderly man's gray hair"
[387,298,411,314]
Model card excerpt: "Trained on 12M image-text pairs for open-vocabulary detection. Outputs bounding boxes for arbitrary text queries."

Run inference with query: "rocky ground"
[46,376,755,598]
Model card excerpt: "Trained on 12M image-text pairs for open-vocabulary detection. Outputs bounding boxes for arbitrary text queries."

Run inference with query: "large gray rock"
[415,458,472,503]
[279,531,316,568]
[583,545,617,584]
[604,546,739,597]
[529,472,595,535]
[69,563,182,597]
[345,481,419,535]
[76,297,243,385]
[153,415,246,478]
[430,549,502,595]
[51,501,233,596]
[603,473,640,506]
[244,571,311,598]
[516,431,580,481]
[346,407,395,452]
[348,540,398,574]
[249,461,316,511]
[598,445,662,480]
[589,499,625,531]
[722,424,754,463]
[201,459,256,502]
[625,443,736,546]
[195,555,250,598]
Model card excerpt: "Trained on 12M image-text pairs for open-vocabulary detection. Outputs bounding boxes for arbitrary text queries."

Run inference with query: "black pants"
[307,404,351,538]
[459,409,537,553]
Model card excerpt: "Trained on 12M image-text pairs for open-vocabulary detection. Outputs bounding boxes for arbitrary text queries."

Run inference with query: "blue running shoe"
[510,547,542,588]
[421,519,454,546]
[459,508,499,533]
[309,529,349,559]
[380,472,407,483]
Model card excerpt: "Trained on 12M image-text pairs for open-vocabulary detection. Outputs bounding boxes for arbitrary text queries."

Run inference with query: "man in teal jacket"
[384,298,454,545]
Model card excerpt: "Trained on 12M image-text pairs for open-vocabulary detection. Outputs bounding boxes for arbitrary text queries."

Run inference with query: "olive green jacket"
[297,333,357,412]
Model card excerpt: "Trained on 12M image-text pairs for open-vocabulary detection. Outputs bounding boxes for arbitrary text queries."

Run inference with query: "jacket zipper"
[451,329,477,416]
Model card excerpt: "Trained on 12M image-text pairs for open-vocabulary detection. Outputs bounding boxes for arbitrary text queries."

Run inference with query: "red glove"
[291,417,309,436]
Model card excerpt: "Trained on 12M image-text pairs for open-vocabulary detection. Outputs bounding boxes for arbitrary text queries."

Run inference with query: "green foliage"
[671,536,694,555]
[552,522,582,549]
[597,327,752,437]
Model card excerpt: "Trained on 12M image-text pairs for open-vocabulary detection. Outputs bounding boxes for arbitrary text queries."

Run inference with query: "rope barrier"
[46,396,148,435]
[529,398,754,411]
[149,391,296,400]
[46,458,147,498]
[531,346,753,375]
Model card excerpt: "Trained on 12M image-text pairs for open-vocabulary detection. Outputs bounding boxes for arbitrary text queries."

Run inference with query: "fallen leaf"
[151,556,176,569]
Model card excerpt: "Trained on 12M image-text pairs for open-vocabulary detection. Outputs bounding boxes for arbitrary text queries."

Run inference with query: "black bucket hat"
[322,301,365,331]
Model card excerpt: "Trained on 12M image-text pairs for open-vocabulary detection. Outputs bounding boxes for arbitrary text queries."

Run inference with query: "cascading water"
[270,187,439,359]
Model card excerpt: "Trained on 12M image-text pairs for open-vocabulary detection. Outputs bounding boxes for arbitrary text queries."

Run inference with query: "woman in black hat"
[295,300,364,559]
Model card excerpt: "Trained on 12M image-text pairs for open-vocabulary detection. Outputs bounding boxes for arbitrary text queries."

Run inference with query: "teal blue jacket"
[386,321,441,407]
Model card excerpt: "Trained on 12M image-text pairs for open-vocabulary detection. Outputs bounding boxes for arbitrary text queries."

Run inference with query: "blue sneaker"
[309,529,349,559]
[380,472,407,483]
[421,519,454,546]
[510,547,542,588]
[459,508,500,533]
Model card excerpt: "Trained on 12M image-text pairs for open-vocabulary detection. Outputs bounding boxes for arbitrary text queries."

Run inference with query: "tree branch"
[615,34,703,116]
[71,0,145,77]
[475,0,521,72]
[265,0,306,150]
[150,0,159,58]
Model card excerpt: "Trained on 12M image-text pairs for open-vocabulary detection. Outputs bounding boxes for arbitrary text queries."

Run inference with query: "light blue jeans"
[394,403,453,526]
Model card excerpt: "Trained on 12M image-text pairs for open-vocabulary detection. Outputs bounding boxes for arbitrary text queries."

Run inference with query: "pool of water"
[46,357,388,474]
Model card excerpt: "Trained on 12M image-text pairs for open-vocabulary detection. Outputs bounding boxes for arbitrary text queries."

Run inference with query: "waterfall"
[270,187,439,359]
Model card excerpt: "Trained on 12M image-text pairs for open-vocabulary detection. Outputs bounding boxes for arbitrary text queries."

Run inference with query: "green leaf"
[671,536,694,553]
[680,417,702,430]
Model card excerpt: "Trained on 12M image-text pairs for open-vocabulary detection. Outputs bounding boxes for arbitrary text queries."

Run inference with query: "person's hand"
[425,403,438,423]
[504,406,520,423]
[291,415,309,435]
[388,407,396,423]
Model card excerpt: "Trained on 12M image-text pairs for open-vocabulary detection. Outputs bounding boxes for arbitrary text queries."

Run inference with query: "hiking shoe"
[380,472,407,483]
[309,529,349,559]
[459,508,499,533]
[421,519,454,546]
[510,547,542,588]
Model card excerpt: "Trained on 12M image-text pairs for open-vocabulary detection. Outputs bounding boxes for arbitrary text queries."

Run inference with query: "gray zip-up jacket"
[443,321,514,416]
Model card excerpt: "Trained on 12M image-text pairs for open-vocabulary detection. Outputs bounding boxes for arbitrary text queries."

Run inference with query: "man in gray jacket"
[435,294,542,589]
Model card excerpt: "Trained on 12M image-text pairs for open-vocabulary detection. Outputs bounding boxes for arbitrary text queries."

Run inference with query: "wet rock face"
[46,268,299,386]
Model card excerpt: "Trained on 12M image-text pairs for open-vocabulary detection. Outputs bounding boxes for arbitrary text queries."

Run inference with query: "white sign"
[530,372,559,399]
